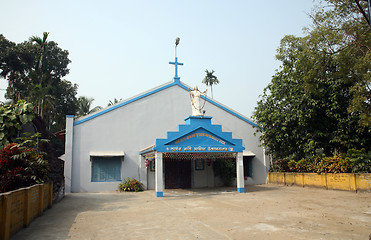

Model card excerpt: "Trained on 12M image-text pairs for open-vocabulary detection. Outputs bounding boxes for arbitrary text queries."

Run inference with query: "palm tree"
[29,32,49,116]
[202,70,219,98]
[108,98,122,106]
[29,32,49,70]
[77,96,101,117]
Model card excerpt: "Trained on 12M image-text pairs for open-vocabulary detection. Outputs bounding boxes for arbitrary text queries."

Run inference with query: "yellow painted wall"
[8,190,25,236]
[303,173,327,188]
[268,172,370,192]
[326,173,356,191]
[355,174,371,191]
[0,183,52,240]
[29,186,40,223]
[285,173,304,186]
[0,196,5,240]
[269,172,285,184]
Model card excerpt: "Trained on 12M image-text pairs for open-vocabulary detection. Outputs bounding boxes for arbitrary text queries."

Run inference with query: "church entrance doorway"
[164,159,191,189]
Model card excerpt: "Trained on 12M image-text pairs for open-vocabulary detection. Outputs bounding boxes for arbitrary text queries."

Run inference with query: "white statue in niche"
[189,86,207,116]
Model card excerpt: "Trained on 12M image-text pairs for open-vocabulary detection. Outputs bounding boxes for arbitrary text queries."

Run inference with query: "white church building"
[64,53,268,197]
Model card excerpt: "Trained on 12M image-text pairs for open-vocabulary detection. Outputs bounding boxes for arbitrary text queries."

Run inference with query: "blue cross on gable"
[169,57,183,81]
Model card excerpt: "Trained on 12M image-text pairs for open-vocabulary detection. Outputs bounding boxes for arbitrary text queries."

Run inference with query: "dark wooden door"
[165,159,191,189]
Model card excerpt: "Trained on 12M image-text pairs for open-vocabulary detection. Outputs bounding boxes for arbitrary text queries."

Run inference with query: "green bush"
[347,149,371,173]
[271,150,371,173]
[0,100,34,148]
[213,159,236,186]
[118,177,144,192]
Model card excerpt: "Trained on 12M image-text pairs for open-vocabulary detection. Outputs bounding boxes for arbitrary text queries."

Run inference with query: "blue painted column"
[155,152,164,197]
[236,152,245,193]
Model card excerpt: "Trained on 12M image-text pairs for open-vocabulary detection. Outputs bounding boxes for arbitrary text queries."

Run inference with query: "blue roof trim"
[73,80,258,128]
[74,81,177,126]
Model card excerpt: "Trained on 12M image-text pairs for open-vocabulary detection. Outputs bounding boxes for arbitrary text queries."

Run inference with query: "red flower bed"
[0,143,48,193]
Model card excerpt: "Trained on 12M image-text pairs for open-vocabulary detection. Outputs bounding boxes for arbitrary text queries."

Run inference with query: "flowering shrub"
[272,158,290,172]
[118,177,144,192]
[0,143,49,193]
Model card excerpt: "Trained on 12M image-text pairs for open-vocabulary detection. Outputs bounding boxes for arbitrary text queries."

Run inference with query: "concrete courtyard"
[11,185,371,240]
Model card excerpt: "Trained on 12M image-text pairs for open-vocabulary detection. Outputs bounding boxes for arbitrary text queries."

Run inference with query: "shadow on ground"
[162,184,279,199]
[11,192,137,240]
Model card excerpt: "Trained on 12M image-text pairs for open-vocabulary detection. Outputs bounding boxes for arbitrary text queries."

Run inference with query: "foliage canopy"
[253,0,370,160]
[0,33,78,131]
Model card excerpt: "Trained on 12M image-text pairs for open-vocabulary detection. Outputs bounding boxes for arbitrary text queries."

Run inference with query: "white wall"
[147,164,155,190]
[192,160,215,188]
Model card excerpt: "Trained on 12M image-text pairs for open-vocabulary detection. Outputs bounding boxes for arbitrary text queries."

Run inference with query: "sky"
[1,0,315,118]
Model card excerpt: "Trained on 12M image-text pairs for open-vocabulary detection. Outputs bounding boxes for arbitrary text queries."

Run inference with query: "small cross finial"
[169,37,183,82]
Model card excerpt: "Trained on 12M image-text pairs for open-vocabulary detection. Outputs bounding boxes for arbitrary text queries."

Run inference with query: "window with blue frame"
[91,156,122,182]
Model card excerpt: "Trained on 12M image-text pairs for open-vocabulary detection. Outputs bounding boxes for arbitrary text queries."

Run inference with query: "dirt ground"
[11,184,371,240]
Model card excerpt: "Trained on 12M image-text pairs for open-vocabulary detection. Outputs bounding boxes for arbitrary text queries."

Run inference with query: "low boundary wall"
[268,172,371,192]
[0,182,53,240]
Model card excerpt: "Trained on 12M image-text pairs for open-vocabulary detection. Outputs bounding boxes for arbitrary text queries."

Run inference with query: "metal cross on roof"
[169,37,183,82]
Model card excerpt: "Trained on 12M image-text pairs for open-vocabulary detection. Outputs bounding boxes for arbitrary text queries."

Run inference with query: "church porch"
[152,152,244,197]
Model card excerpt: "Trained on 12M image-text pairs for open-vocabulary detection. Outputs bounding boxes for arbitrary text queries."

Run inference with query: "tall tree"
[202,70,219,98]
[29,32,49,117]
[253,0,371,160]
[0,33,77,131]
[0,35,34,102]
[49,80,78,131]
